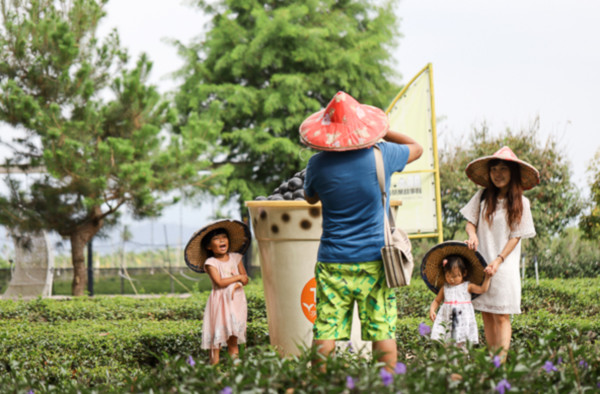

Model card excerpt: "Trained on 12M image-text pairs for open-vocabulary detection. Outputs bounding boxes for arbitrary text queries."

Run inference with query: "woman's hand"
[465,234,479,251]
[465,222,478,251]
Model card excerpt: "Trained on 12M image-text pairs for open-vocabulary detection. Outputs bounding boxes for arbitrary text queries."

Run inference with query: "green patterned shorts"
[313,260,397,341]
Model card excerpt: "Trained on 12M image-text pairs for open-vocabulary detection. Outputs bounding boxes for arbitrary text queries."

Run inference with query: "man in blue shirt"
[301,91,422,371]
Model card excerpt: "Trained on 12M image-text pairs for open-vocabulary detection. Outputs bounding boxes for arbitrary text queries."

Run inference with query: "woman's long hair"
[483,159,524,230]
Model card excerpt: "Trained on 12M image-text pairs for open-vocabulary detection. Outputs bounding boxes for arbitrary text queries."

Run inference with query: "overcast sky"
[395,0,599,192]
[3,0,599,253]
[99,0,600,191]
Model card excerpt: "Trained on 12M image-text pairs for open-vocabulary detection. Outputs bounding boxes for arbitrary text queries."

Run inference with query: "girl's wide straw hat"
[465,146,540,190]
[184,219,251,273]
[299,91,389,151]
[421,241,488,297]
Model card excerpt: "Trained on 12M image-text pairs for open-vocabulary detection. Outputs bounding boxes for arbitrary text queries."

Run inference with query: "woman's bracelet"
[497,254,505,262]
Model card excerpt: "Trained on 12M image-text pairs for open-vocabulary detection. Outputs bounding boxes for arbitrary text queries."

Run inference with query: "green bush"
[0,278,598,392]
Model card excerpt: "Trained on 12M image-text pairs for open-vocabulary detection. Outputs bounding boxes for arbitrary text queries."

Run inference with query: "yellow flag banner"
[386,64,443,241]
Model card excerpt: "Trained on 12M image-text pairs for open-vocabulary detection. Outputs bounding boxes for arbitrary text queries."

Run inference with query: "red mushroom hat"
[465,146,540,190]
[299,91,389,151]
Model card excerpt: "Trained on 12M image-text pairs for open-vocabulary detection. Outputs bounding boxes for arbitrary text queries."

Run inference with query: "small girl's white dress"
[431,282,479,344]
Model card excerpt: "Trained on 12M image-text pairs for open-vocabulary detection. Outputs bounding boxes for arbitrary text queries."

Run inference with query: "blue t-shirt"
[304,142,410,263]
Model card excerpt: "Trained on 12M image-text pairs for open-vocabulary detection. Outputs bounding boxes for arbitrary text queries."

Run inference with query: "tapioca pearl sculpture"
[255,168,307,201]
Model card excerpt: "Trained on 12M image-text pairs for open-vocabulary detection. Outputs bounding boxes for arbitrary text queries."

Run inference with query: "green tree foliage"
[439,121,582,259]
[174,0,401,208]
[0,0,204,295]
[579,150,600,239]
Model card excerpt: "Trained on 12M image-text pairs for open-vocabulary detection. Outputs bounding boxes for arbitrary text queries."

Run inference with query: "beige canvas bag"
[374,146,414,287]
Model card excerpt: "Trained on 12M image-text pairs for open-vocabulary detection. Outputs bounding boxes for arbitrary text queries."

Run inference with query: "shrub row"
[0,278,598,392]
[0,284,267,323]
[1,278,597,323]
[2,329,598,393]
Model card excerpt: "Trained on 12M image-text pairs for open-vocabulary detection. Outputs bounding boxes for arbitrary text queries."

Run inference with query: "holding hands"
[484,259,501,276]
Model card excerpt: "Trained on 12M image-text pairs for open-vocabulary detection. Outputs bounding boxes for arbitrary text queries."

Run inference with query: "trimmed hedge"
[0,278,598,392]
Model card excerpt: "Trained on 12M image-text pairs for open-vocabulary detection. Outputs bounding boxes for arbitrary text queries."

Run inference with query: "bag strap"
[373,146,395,247]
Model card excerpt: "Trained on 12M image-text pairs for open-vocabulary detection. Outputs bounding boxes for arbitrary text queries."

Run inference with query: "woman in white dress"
[460,147,539,362]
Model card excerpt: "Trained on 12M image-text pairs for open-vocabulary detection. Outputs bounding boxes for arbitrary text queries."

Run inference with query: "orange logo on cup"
[300,277,317,324]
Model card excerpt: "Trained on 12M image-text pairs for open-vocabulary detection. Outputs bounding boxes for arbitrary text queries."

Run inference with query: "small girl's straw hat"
[299,91,388,151]
[465,146,540,190]
[184,219,251,273]
[420,241,488,296]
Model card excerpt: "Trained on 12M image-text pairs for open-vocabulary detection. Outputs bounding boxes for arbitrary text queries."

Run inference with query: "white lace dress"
[460,189,536,314]
[431,282,479,344]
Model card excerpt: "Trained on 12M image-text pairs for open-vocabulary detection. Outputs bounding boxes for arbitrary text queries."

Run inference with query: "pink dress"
[201,253,247,349]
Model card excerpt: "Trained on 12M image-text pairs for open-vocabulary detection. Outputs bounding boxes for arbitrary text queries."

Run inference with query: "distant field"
[0,267,215,296]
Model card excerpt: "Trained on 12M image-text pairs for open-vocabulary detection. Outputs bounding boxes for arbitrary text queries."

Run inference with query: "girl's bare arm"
[429,287,445,321]
[205,265,247,288]
[237,262,249,285]
[469,274,491,294]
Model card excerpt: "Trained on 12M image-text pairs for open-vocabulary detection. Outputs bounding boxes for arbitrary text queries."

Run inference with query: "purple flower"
[346,376,356,389]
[579,360,589,369]
[220,387,233,394]
[543,360,557,373]
[187,355,196,367]
[380,368,393,386]
[28,391,34,394]
[418,322,431,336]
[495,378,511,394]
[492,355,502,368]
[347,342,354,353]
[557,357,563,365]
[394,362,407,375]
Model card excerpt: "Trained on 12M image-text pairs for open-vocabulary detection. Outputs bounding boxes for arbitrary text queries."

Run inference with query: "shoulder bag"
[374,146,414,287]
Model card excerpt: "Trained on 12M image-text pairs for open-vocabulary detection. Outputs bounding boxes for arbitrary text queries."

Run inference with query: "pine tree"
[0,0,206,295]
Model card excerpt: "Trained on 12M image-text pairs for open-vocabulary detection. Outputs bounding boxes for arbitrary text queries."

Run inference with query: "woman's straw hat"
[184,219,251,273]
[420,241,488,297]
[465,146,540,190]
[299,91,388,151]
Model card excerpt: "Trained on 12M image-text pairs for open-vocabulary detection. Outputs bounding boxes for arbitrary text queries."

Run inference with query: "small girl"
[429,254,491,344]
[184,219,251,365]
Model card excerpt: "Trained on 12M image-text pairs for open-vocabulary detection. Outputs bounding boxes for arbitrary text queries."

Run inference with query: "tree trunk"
[70,208,104,296]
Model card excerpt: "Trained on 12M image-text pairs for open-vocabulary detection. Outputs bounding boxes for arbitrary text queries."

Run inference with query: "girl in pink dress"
[184,220,251,365]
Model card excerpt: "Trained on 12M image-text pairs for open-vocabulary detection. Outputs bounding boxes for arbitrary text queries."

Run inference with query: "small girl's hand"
[239,274,249,285]
[429,308,437,322]
[231,283,243,300]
